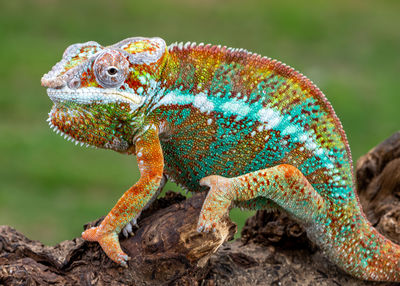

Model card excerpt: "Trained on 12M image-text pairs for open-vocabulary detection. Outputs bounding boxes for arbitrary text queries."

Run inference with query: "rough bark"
[1,132,400,285]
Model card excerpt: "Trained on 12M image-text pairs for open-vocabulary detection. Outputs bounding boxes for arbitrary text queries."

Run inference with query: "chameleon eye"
[94,49,129,88]
[107,67,119,76]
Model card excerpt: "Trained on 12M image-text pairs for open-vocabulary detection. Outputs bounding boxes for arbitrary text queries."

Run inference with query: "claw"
[117,253,130,267]
[121,218,137,238]
[122,222,133,238]
[130,217,139,228]
[197,220,218,233]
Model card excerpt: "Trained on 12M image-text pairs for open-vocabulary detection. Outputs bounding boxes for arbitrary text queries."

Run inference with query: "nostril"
[68,78,81,89]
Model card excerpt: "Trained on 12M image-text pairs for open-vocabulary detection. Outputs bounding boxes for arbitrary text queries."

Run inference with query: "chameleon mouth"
[47,86,144,106]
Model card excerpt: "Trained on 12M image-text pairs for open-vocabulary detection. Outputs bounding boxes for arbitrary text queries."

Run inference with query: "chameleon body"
[41,37,400,281]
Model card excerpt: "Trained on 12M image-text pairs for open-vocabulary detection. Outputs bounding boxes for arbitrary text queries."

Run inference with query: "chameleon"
[41,37,400,281]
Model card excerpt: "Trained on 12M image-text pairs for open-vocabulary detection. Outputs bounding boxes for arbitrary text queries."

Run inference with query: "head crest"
[113,37,166,65]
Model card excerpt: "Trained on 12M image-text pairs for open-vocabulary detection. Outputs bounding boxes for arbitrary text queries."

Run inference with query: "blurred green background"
[0,0,399,245]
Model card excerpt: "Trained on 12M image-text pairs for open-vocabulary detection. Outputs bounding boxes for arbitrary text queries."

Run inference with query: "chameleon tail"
[310,199,400,281]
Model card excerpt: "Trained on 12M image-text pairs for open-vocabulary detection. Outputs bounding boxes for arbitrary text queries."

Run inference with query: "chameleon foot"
[82,226,130,267]
[197,175,232,233]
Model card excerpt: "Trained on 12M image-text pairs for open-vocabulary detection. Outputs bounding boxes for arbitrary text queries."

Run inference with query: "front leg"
[82,124,164,266]
[122,174,167,238]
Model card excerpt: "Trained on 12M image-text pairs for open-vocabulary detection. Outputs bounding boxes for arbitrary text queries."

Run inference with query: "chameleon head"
[41,37,167,152]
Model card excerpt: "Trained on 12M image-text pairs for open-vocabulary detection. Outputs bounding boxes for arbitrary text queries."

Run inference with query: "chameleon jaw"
[46,87,138,151]
[46,86,144,107]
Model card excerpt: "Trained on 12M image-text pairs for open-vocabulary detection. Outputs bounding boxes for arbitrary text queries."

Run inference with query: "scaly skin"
[41,37,400,280]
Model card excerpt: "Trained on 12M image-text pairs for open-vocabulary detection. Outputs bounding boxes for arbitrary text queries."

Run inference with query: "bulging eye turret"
[94,49,129,88]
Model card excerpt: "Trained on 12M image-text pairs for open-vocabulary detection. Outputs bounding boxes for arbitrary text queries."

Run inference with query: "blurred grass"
[0,0,399,245]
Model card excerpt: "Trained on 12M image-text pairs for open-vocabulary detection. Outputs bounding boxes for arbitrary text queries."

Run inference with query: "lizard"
[41,37,400,281]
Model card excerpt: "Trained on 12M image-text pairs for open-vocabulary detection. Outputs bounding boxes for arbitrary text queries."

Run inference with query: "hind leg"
[197,164,326,232]
[234,197,280,212]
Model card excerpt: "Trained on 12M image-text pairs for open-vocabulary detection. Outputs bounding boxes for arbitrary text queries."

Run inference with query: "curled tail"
[310,198,400,281]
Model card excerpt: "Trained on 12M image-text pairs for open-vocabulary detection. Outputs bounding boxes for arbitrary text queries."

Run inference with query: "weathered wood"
[1,132,400,285]
[0,192,236,285]
[356,131,400,244]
